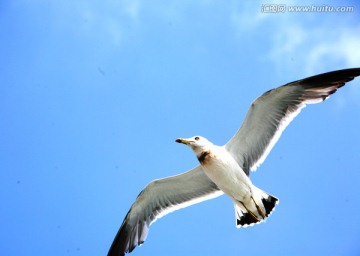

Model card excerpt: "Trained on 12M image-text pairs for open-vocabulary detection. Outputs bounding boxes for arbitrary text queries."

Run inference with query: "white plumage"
[176,136,278,226]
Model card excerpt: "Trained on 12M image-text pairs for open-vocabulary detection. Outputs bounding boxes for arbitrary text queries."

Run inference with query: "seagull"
[108,68,360,256]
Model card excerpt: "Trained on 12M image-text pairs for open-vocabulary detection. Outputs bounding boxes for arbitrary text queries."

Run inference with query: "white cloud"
[124,0,140,20]
[282,26,360,75]
[230,1,360,74]
[49,0,142,47]
[258,17,360,76]
[270,24,360,107]
[307,30,360,71]
[230,1,360,108]
[230,1,271,33]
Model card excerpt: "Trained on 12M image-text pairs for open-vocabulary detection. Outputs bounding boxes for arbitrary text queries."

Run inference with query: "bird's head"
[175,136,213,154]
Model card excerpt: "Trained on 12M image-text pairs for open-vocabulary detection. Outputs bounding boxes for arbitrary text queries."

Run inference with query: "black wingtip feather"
[295,68,360,88]
[107,209,134,256]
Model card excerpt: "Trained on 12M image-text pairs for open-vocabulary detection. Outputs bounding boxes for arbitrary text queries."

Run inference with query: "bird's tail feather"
[234,186,278,228]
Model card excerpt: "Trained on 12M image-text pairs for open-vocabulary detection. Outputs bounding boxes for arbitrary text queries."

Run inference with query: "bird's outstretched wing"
[225,68,360,175]
[108,166,222,256]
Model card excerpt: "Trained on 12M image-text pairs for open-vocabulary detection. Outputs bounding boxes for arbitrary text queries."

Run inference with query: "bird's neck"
[197,150,211,164]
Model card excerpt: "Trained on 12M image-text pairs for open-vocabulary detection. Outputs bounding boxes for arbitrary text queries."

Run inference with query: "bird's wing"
[108,165,223,256]
[225,68,360,175]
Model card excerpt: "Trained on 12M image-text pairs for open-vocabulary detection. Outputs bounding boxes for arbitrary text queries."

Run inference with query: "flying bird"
[108,68,360,256]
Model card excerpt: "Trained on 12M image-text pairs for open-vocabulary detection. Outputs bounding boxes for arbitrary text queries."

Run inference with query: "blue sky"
[1,1,360,255]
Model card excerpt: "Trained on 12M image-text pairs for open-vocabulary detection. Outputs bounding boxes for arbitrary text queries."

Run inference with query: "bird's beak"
[175,138,190,145]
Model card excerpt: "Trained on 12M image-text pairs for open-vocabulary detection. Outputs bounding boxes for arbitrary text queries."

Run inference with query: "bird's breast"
[197,148,234,170]
[197,148,252,195]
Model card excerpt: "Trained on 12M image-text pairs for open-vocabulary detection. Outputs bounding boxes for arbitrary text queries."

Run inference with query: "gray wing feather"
[225,68,360,175]
[108,166,222,256]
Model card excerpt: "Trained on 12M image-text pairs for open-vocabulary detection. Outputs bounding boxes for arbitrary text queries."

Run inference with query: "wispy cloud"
[43,0,142,47]
[230,1,360,109]
[268,23,360,75]
[230,1,360,75]
[230,1,270,32]
[269,22,360,107]
[307,29,360,71]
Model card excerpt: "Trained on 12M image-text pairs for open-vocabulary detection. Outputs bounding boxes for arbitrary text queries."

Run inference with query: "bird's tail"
[234,186,279,228]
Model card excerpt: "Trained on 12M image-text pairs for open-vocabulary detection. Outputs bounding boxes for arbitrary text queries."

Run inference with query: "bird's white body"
[181,136,278,225]
[195,145,252,202]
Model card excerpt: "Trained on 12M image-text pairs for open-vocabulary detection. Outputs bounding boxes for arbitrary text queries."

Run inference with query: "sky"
[1,0,360,255]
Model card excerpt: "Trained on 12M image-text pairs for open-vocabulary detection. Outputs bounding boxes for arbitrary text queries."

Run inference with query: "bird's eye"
[194,136,200,141]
